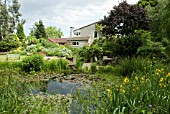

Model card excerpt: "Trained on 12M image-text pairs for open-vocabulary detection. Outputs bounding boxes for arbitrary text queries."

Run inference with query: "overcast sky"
[18,0,139,37]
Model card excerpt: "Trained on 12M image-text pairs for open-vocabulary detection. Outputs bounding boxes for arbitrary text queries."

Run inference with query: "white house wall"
[67,41,88,48]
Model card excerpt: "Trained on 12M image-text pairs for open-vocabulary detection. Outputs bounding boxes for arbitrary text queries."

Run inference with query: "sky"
[18,0,139,37]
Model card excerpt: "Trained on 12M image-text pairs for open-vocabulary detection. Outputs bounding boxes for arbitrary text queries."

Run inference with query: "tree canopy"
[45,26,63,38]
[16,20,26,40]
[100,1,150,37]
[0,0,22,40]
[34,20,47,39]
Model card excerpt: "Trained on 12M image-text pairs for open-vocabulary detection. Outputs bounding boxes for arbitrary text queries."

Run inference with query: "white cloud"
[19,0,139,37]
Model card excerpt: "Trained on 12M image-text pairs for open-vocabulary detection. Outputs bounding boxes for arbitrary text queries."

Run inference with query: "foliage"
[146,0,170,60]
[34,20,47,39]
[113,33,143,58]
[0,34,20,52]
[0,70,72,113]
[0,0,22,39]
[16,21,26,41]
[75,58,83,73]
[21,54,44,72]
[25,36,39,45]
[74,60,170,114]
[79,45,103,62]
[97,65,117,75]
[0,61,21,70]
[45,26,64,38]
[135,30,166,60]
[138,0,158,7]
[40,38,57,48]
[90,63,97,74]
[43,58,69,73]
[100,1,150,37]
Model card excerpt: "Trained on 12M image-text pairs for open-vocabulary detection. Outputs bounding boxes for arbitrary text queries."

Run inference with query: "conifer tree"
[34,20,47,39]
[16,20,26,41]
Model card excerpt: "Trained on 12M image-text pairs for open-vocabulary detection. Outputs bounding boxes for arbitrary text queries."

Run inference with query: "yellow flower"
[159,78,164,83]
[119,85,125,93]
[120,84,123,89]
[120,89,125,93]
[135,76,138,81]
[166,73,170,78]
[106,89,111,93]
[124,77,130,84]
[146,78,150,82]
[159,83,166,88]
[141,77,145,81]
[106,89,112,100]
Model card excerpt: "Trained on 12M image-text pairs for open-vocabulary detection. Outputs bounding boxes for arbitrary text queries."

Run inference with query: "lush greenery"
[74,59,170,113]
[0,0,21,39]
[99,1,150,37]
[46,26,64,38]
[0,0,170,114]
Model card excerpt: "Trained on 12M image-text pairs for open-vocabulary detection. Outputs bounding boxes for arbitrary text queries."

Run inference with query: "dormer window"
[74,31,81,36]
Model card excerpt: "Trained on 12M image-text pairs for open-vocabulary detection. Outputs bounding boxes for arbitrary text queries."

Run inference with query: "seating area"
[6,54,20,60]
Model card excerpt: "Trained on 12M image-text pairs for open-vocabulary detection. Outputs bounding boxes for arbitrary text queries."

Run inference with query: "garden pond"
[28,73,101,113]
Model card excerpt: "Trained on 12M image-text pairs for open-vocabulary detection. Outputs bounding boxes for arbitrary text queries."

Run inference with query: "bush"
[118,57,148,76]
[0,61,22,70]
[0,40,19,52]
[97,65,116,74]
[43,58,69,73]
[75,59,83,73]
[118,57,167,76]
[21,54,44,72]
[90,64,97,74]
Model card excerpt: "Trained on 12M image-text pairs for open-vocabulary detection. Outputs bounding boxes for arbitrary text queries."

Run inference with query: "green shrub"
[40,38,57,48]
[97,66,105,73]
[118,57,166,76]
[0,40,19,52]
[90,63,97,74]
[21,54,44,72]
[56,58,69,73]
[43,58,69,73]
[75,59,83,73]
[97,65,116,74]
[0,61,22,70]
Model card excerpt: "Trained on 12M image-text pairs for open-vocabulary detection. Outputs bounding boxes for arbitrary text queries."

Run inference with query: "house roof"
[73,21,99,31]
[48,36,90,44]
[48,38,67,43]
[67,36,90,41]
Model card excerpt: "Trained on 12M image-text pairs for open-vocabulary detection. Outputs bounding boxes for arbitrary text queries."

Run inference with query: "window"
[74,31,81,36]
[94,31,98,38]
[72,42,79,46]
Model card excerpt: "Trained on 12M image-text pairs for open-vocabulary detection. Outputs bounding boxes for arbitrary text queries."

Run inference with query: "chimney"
[70,27,74,37]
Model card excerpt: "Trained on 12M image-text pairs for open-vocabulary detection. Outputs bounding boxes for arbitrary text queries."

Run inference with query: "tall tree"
[16,20,26,41]
[0,0,22,40]
[45,26,63,38]
[100,1,150,37]
[8,0,21,33]
[146,0,170,58]
[0,1,9,39]
[138,0,158,7]
[34,20,47,39]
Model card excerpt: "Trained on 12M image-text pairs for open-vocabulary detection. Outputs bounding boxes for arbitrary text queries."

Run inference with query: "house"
[72,21,100,45]
[49,21,100,48]
[49,36,90,48]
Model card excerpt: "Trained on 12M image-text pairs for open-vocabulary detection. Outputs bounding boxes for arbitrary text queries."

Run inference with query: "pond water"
[30,80,83,95]
[30,78,92,114]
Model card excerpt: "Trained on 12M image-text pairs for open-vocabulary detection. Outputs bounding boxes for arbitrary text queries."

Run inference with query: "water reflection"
[30,80,82,95]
